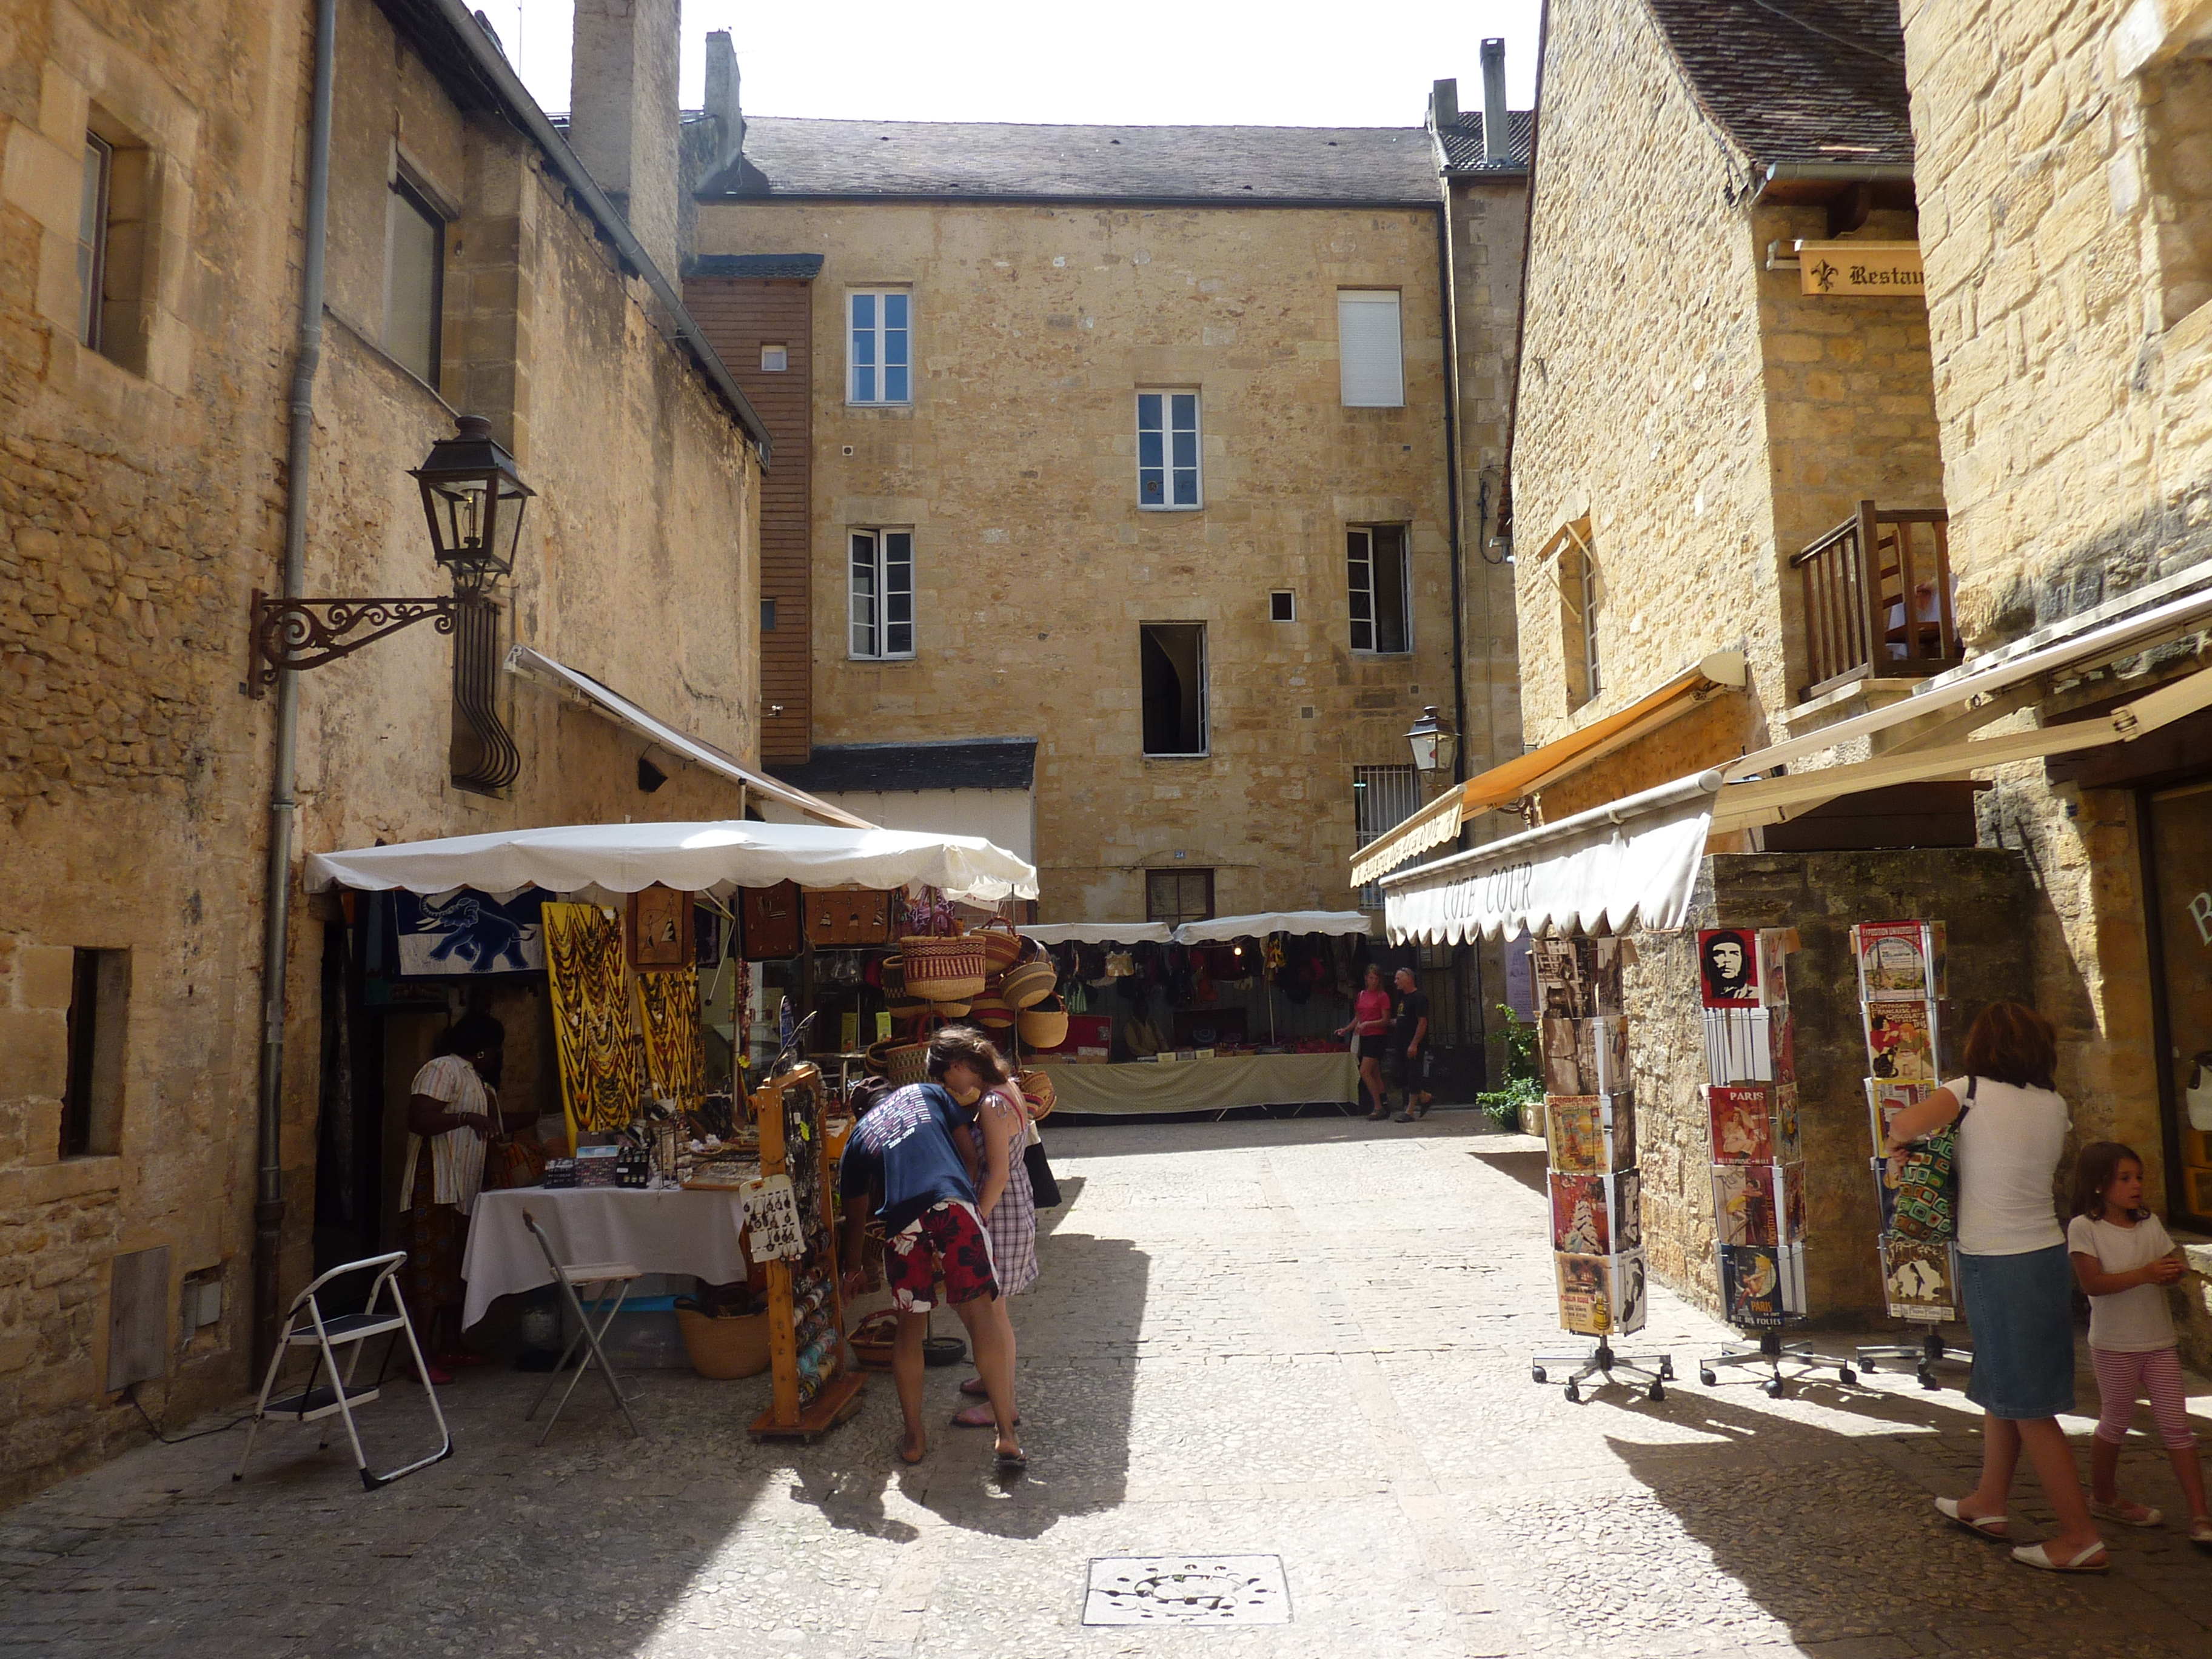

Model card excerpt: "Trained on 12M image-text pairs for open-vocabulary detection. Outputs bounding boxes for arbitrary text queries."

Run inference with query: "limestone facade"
[0,0,764,1498]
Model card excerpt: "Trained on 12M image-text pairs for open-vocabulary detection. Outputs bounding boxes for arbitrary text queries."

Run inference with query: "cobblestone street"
[4,1113,2209,1659]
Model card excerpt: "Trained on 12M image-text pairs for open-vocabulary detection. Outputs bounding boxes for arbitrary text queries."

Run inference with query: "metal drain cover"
[1082,1555,1290,1626]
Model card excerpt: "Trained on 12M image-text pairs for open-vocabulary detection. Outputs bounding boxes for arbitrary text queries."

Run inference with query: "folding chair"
[521,1208,644,1443]
[235,1251,452,1491]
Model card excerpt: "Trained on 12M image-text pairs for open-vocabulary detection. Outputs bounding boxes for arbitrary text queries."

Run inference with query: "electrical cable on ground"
[124,1382,256,1445]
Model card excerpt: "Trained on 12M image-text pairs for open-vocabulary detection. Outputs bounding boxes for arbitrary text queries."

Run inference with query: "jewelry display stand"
[747,1062,866,1440]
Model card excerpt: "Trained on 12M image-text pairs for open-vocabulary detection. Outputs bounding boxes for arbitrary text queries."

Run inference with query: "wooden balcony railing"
[1791,501,1960,701]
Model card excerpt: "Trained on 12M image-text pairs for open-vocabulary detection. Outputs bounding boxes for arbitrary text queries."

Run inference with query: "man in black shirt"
[1390,966,1432,1122]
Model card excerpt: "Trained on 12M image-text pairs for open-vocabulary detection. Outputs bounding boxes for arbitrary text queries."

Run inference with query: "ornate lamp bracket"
[246,591,461,696]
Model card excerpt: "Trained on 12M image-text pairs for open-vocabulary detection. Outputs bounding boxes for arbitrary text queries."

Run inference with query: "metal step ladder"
[234,1251,452,1491]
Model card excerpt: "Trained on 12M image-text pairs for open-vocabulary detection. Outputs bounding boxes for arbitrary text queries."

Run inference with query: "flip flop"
[951,1403,1020,1428]
[2010,1540,2107,1574]
[2190,1518,2212,1548]
[1934,1496,2009,1538]
[2089,1498,2163,1527]
[958,1376,987,1397]
[994,1447,1027,1471]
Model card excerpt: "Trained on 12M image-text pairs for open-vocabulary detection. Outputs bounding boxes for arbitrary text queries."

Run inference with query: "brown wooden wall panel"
[684,277,815,762]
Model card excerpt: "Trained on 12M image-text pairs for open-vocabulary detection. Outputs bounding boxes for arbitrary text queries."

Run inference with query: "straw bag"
[1018,995,1068,1050]
[900,934,987,1001]
[974,919,1025,974]
[970,993,1015,1030]
[1002,954,1057,1010]
[674,1305,771,1379]
[868,1037,931,1085]
[1017,1069,1057,1121]
[930,999,973,1018]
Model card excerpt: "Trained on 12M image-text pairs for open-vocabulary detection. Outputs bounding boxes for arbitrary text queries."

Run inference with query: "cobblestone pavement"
[5,1113,2211,1658]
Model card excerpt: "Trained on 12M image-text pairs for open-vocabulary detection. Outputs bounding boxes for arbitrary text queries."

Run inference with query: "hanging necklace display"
[1526,936,1673,1403]
[1693,927,1858,1393]
[1847,919,1973,1388]
[747,1062,866,1438]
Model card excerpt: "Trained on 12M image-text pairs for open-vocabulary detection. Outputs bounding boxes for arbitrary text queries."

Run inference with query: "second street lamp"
[1406,704,1458,776]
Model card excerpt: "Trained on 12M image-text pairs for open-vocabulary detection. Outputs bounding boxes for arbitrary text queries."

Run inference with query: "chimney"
[1481,38,1512,166]
[1430,77,1459,130]
[704,30,745,177]
[569,0,680,279]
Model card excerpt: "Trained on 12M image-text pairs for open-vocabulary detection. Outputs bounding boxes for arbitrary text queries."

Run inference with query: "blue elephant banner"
[391,888,553,977]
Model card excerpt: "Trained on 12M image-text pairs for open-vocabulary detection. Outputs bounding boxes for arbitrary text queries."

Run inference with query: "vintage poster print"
[1542,1016,1629,1095]
[1853,920,1948,1002]
[1531,937,1631,1020]
[1698,928,1761,1008]
[1866,1079,1929,1153]
[1546,1092,1637,1175]
[1712,1162,1778,1247]
[1550,1172,1611,1255]
[1881,1235,1960,1322]
[1709,1084,1776,1162]
[1556,1252,1615,1335]
[1720,1242,1806,1329]
[1866,1001,1938,1081]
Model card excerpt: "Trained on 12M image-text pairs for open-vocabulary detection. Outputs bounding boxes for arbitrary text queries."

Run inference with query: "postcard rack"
[747,1062,866,1439]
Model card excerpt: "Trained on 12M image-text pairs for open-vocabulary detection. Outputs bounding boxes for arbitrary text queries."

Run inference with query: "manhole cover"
[1082,1555,1290,1626]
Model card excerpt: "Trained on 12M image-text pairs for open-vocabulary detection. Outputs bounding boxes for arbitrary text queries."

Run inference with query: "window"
[850,529,914,659]
[1347,526,1411,653]
[848,289,911,403]
[1270,589,1296,622]
[385,175,444,386]
[1137,391,1201,509]
[760,598,777,632]
[1140,623,1207,756]
[62,948,129,1158]
[1354,765,1421,909]
[760,342,789,372]
[76,133,110,349]
[1550,519,1603,709]
[1338,290,1404,407]
[1145,868,1215,925]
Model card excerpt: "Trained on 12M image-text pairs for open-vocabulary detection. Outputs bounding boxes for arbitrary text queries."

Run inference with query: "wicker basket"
[930,999,972,1019]
[974,919,1025,973]
[868,1037,930,1085]
[849,1309,899,1370]
[674,1307,771,1379]
[970,993,1015,1030]
[1001,956,1057,1010]
[1017,995,1068,1050]
[900,934,987,1002]
[885,990,930,1024]
[1017,1068,1057,1122]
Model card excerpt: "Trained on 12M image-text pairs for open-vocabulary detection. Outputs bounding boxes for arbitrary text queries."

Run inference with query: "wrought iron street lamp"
[1406,704,1457,776]
[411,414,534,591]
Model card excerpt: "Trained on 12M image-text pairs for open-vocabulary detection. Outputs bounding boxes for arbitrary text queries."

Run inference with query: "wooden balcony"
[1792,501,1960,701]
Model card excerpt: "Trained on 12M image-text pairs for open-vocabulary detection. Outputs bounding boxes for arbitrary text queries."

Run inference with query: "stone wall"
[0,0,762,1500]
[1630,849,2034,1325]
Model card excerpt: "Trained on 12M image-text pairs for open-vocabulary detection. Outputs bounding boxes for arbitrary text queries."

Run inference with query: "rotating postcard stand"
[1528,939,1672,1403]
[1850,921,1972,1388]
[1695,930,1857,1395]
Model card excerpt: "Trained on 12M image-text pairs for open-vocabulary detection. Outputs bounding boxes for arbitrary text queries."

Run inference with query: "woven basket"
[885,990,930,1024]
[970,993,1015,1030]
[674,1307,771,1379]
[1018,996,1068,1050]
[1018,1069,1057,1122]
[974,920,1025,973]
[1001,956,1056,1010]
[930,999,971,1019]
[870,1039,929,1085]
[849,1309,899,1370]
[900,934,986,1001]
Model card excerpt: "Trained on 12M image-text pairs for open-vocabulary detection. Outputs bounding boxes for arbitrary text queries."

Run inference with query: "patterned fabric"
[398,1054,491,1216]
[883,1200,998,1311]
[637,967,703,1112]
[401,1151,469,1312]
[2091,1346,2196,1449]
[982,1090,1038,1296]
[545,902,638,1134]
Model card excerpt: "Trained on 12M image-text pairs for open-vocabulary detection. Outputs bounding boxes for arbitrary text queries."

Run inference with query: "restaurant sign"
[1797,240,1923,297]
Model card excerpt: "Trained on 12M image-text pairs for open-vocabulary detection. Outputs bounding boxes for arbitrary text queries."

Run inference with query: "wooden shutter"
[1338,291,1404,407]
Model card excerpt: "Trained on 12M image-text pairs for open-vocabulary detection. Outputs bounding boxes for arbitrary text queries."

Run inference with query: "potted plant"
[1476,1006,1546,1137]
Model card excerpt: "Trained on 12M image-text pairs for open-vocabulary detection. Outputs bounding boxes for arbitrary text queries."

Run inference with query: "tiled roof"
[687,253,826,281]
[1434,110,1535,175]
[701,118,1439,205]
[767,738,1039,795]
[1644,0,1914,171]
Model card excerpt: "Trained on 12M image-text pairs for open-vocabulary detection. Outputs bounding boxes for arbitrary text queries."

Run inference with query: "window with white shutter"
[1338,290,1404,407]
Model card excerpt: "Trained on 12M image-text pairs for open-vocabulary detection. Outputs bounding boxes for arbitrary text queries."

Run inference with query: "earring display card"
[1703,1007,1797,1087]
[1546,1091,1637,1174]
[1880,1235,1960,1322]
[1851,920,1948,1003]
[1549,1170,1642,1256]
[1708,1082,1800,1164]
[1718,1241,1806,1327]
[1556,1248,1648,1336]
[1865,1000,1940,1082]
[1540,1014,1632,1096]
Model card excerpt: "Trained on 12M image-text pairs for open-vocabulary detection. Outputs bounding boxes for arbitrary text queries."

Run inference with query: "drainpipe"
[1435,202,1469,794]
[255,0,336,1369]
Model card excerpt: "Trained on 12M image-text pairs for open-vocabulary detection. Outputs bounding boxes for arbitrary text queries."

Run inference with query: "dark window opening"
[1145,868,1215,925]
[1347,525,1410,653]
[62,948,129,1158]
[1270,589,1296,622]
[761,598,777,631]
[1141,623,1207,756]
[386,175,444,386]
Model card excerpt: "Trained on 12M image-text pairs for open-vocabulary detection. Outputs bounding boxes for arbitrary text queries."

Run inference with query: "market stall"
[1015,911,1375,1117]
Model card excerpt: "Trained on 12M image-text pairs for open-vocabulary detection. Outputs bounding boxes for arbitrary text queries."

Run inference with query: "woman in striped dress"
[955,1057,1037,1429]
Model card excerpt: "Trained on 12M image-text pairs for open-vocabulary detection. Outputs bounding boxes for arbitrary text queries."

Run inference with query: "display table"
[1037,1051,1359,1117]
[461,1186,750,1330]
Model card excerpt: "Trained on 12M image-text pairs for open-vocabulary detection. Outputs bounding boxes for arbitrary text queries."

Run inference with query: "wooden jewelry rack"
[747,1062,866,1439]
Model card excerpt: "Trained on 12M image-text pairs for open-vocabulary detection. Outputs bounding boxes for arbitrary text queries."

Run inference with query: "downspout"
[1435,201,1469,793]
[255,0,336,1369]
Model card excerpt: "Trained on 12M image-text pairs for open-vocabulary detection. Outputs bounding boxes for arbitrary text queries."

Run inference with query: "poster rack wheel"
[1700,1366,1718,1386]
[1647,1380,1666,1402]
[1764,1376,1786,1398]
[1531,1366,1547,1384]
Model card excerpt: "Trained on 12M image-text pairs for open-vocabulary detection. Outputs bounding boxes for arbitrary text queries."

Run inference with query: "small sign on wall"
[1797,240,1923,296]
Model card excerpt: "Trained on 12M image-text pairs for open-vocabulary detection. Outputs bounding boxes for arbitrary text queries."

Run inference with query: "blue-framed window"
[1137,391,1201,509]
[848,290,911,404]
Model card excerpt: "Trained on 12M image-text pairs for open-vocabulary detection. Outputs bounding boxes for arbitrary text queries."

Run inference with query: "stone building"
[680,35,1531,1065]
[0,0,783,1497]
[1362,0,2212,1361]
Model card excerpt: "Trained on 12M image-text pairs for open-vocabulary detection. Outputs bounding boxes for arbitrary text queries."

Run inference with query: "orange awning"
[1350,651,1744,887]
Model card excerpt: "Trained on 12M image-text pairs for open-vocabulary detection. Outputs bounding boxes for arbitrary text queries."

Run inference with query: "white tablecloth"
[1037,1051,1360,1117]
[461,1187,751,1330]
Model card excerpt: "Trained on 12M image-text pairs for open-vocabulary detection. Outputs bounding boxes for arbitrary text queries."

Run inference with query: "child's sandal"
[2088,1498,2163,1528]
[2190,1517,2212,1549]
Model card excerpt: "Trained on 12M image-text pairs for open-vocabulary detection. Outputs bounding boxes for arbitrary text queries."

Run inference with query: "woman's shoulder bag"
[1891,1076,1974,1241]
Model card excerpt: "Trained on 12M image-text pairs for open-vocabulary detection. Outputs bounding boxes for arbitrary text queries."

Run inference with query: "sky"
[494,1,1544,129]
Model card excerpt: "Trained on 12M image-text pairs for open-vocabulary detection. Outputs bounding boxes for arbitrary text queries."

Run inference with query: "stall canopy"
[305,820,1039,903]
[1172,911,1372,944]
[1019,921,1173,945]
[504,644,872,830]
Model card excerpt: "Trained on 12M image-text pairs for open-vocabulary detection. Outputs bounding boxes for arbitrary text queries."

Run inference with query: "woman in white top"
[1882,1000,2105,1574]
[399,1031,501,1381]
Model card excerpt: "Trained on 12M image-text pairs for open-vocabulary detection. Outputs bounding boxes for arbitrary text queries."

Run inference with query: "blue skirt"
[1959,1243,2076,1419]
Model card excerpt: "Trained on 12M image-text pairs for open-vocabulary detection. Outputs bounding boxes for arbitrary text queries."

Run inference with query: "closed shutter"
[1338,291,1404,407]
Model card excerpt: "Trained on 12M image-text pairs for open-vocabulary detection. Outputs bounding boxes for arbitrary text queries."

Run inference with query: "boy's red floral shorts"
[883,1200,999,1312]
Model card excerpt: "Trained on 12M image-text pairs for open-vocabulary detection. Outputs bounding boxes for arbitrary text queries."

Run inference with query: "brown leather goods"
[740,882,802,959]
[803,888,893,947]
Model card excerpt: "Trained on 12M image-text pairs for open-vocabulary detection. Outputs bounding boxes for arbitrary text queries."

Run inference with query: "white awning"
[1019,921,1173,945]
[304,819,1039,902]
[1382,773,1723,944]
[1174,910,1374,944]
[504,644,872,830]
